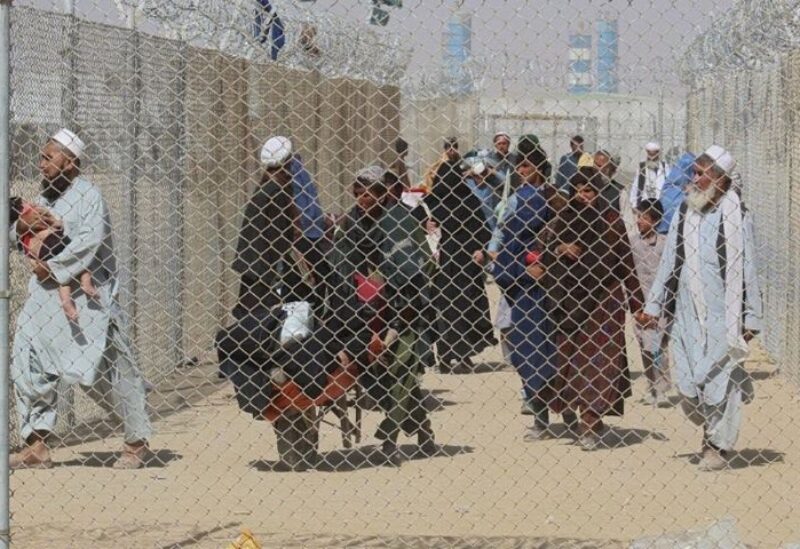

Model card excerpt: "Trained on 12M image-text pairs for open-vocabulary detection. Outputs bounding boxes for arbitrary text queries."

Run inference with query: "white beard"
[645,160,660,171]
[686,185,716,212]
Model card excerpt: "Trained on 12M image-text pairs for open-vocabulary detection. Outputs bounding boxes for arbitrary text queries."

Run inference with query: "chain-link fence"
[4,0,800,547]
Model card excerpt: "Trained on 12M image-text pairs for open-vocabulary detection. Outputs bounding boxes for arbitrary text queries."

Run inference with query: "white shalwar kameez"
[644,191,762,451]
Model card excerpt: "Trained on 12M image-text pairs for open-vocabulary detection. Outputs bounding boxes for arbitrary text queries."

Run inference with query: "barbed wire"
[679,0,800,82]
[114,0,411,86]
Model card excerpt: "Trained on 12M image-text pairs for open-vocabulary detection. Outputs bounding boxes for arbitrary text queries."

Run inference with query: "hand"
[31,259,51,282]
[556,243,582,260]
[526,264,545,280]
[37,208,63,230]
[473,250,485,265]
[425,220,439,235]
[634,311,658,328]
[743,330,757,343]
[367,333,384,364]
[337,351,353,370]
[19,206,60,233]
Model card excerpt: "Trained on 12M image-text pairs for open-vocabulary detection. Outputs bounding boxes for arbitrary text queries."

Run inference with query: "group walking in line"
[8,127,763,473]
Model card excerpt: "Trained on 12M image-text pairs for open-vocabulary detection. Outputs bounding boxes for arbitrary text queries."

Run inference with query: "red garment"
[524,250,541,265]
[19,203,36,257]
[354,272,386,335]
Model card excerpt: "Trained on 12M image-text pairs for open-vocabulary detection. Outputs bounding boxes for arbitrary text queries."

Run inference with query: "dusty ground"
[10,286,800,548]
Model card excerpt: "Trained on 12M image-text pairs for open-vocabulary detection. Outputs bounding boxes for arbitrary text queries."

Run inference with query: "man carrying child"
[9,129,152,469]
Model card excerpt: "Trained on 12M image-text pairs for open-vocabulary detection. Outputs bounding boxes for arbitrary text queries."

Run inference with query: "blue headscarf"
[657,152,695,234]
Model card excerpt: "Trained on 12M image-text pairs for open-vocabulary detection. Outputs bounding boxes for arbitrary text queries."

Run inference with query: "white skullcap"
[52,128,85,160]
[260,136,293,168]
[355,165,386,185]
[704,144,736,175]
[493,131,511,143]
[644,142,661,152]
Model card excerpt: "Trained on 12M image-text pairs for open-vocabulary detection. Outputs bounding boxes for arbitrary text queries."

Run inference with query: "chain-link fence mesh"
[6,0,800,547]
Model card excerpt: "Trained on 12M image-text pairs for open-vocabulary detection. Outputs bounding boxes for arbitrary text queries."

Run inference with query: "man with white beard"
[630,142,668,209]
[636,145,763,471]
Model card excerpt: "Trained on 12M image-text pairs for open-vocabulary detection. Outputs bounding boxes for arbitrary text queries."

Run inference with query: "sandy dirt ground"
[10,285,800,548]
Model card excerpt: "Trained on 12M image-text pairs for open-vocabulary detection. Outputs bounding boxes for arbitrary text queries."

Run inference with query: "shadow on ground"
[454,361,511,375]
[750,368,780,381]
[600,427,669,449]
[223,532,623,548]
[541,423,668,449]
[250,444,474,473]
[158,522,241,549]
[357,389,459,413]
[423,389,459,412]
[675,448,785,469]
[57,449,182,468]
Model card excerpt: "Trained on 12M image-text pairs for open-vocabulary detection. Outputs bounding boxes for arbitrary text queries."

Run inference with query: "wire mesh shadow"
[56,449,182,468]
[589,427,669,450]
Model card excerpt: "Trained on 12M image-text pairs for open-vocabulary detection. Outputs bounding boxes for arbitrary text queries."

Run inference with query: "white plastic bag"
[279,301,313,345]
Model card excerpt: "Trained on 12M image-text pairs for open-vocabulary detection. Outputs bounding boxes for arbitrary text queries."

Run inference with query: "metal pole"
[63,0,73,15]
[165,46,187,371]
[0,1,12,547]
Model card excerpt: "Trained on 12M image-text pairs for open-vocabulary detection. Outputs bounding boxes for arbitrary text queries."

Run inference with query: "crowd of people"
[8,127,762,473]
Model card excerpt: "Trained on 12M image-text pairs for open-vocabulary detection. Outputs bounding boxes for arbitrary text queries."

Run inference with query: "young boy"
[630,199,671,406]
[11,196,97,322]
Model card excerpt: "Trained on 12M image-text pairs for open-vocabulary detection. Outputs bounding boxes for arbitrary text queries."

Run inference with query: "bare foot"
[62,301,79,322]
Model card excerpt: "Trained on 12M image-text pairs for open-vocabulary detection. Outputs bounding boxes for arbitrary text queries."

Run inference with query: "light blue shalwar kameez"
[11,177,152,443]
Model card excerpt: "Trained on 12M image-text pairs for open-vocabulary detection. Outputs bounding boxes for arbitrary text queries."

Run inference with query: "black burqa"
[216,177,322,418]
[426,159,495,364]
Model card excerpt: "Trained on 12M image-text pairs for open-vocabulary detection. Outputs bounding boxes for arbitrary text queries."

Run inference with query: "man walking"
[10,129,152,469]
[630,142,668,209]
[636,145,763,471]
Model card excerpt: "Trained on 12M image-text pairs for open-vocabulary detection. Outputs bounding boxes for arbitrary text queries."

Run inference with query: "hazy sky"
[17,0,735,98]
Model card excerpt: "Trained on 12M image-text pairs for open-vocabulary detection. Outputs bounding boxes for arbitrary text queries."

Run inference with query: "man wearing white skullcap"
[218,135,329,445]
[230,135,301,314]
[10,130,152,469]
[630,141,669,209]
[260,135,293,168]
[488,131,519,179]
[638,144,763,471]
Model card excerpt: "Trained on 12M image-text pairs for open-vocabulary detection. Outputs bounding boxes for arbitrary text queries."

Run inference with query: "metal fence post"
[59,4,78,432]
[121,26,142,345]
[0,1,12,547]
[166,44,188,370]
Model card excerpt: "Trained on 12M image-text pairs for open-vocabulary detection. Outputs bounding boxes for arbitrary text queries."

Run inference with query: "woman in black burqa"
[426,137,496,372]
